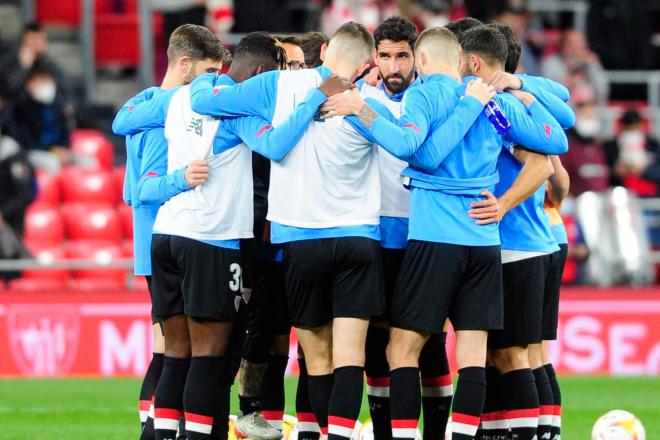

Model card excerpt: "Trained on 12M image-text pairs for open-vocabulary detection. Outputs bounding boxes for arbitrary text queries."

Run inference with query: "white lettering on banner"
[609,323,646,375]
[647,343,660,374]
[7,305,79,376]
[561,316,605,373]
[99,320,148,375]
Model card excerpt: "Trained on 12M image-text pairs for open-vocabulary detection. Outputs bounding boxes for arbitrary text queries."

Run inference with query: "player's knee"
[492,346,529,372]
[528,343,544,369]
[386,335,422,369]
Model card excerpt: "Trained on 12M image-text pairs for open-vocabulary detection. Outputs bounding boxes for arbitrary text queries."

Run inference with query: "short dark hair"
[167,24,227,64]
[374,16,418,51]
[620,109,643,127]
[487,23,520,73]
[460,25,508,67]
[277,35,302,48]
[300,31,329,68]
[333,21,374,50]
[233,31,287,71]
[23,22,43,34]
[445,17,483,40]
[26,59,54,81]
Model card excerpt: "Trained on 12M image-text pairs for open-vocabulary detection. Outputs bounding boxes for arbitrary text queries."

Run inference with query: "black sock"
[308,373,334,437]
[154,357,190,440]
[545,363,561,440]
[476,366,508,440]
[296,359,320,440]
[451,367,486,440]
[502,369,539,440]
[183,356,227,440]
[238,395,260,417]
[260,354,289,431]
[390,367,421,440]
[534,367,554,440]
[328,366,364,439]
[419,333,452,440]
[140,353,164,429]
[365,326,392,440]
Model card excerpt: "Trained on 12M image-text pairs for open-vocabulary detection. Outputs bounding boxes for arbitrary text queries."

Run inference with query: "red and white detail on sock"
[452,413,481,437]
[480,411,510,430]
[261,410,284,431]
[552,405,562,429]
[420,374,453,398]
[539,405,554,427]
[154,408,182,431]
[297,412,321,433]
[328,415,357,439]
[366,376,390,398]
[507,408,540,429]
[185,412,214,435]
[139,399,151,423]
[391,419,418,439]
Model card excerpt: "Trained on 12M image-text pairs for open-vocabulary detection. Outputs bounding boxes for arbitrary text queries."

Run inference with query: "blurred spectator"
[207,0,234,34]
[541,29,609,103]
[300,31,329,68]
[604,109,660,196]
[0,22,69,103]
[321,0,398,35]
[277,36,306,70]
[462,0,507,22]
[12,62,72,174]
[562,100,610,196]
[411,0,451,29]
[494,5,541,75]
[153,0,208,41]
[0,123,35,262]
[562,213,589,284]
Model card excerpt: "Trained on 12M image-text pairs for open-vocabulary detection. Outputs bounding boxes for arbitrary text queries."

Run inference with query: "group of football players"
[113,13,571,440]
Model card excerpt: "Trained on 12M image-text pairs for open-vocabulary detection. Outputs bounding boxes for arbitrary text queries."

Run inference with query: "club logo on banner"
[7,304,80,376]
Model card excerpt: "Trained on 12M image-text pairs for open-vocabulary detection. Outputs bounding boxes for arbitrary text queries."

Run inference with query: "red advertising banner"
[0,288,659,377]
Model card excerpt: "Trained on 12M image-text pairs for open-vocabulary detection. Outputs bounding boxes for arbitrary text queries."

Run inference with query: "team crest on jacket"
[8,304,80,376]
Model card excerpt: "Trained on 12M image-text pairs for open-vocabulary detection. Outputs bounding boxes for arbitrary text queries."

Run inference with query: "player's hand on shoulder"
[185,158,209,187]
[468,189,502,225]
[488,70,522,93]
[320,88,364,118]
[508,89,536,107]
[318,75,356,97]
[465,78,496,106]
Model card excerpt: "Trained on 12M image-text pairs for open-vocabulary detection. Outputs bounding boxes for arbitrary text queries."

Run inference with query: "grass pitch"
[0,376,658,439]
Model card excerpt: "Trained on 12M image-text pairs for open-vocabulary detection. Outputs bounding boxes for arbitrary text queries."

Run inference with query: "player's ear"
[255,64,265,75]
[354,62,370,81]
[320,43,328,62]
[371,48,378,64]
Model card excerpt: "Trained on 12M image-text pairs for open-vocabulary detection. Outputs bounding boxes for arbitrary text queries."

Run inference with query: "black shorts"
[371,247,405,323]
[391,240,503,334]
[150,234,243,321]
[489,253,552,349]
[145,275,163,326]
[542,244,568,340]
[283,237,386,328]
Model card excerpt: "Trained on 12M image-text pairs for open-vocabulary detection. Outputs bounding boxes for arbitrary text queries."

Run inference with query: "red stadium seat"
[122,240,134,257]
[66,240,126,282]
[36,0,80,26]
[60,167,117,204]
[9,278,68,292]
[34,170,61,206]
[23,204,65,244]
[116,203,133,240]
[71,129,115,169]
[22,240,68,282]
[127,275,149,292]
[61,203,123,242]
[95,14,140,67]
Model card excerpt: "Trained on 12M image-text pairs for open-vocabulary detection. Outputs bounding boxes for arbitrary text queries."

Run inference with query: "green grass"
[0,376,658,439]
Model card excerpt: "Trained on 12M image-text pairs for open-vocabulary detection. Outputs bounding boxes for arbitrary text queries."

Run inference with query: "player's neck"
[160,69,183,90]
[423,64,460,82]
[322,58,358,82]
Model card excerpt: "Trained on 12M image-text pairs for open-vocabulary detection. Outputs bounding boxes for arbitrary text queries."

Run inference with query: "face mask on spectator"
[31,82,56,104]
[575,117,601,139]
[618,130,649,168]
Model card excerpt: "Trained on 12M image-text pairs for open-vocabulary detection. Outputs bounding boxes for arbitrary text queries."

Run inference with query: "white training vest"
[267,69,380,228]
[153,85,254,241]
[359,82,409,218]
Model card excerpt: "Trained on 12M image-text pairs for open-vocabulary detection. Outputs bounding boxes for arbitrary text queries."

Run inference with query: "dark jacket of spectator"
[0,135,36,237]
[563,130,610,196]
